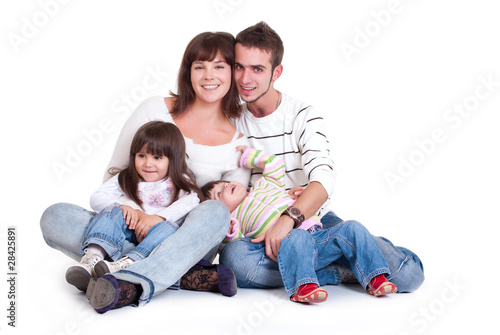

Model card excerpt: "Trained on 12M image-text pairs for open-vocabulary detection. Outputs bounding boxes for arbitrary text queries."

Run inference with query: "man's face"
[234,44,277,103]
[209,181,248,213]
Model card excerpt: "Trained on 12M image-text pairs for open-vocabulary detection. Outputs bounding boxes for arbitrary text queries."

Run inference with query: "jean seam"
[125,250,145,262]
[279,230,320,296]
[324,232,387,288]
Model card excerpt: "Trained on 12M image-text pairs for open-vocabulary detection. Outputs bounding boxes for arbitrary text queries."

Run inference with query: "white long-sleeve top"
[104,96,251,188]
[90,174,200,226]
[234,93,336,217]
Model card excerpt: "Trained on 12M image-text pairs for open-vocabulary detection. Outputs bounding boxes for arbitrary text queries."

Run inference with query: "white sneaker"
[94,257,136,277]
[65,250,103,291]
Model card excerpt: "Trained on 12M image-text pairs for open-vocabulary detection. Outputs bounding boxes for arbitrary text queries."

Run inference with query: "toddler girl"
[66,121,202,292]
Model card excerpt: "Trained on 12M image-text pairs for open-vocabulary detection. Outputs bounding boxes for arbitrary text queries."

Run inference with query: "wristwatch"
[281,206,305,229]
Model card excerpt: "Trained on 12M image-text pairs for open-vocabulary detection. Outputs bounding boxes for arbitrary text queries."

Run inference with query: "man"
[219,22,424,294]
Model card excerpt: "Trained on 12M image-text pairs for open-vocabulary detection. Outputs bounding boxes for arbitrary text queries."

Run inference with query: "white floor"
[4,230,493,335]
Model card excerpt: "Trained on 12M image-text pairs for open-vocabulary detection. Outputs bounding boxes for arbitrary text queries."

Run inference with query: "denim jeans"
[40,200,230,306]
[82,205,179,262]
[278,222,390,296]
[219,211,424,293]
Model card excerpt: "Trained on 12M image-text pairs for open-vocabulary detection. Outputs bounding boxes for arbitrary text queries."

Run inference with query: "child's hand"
[134,212,165,242]
[228,219,236,235]
[120,205,139,228]
[236,146,250,167]
[288,186,303,200]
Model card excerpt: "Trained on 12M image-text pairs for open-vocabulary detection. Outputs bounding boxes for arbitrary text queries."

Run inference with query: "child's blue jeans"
[278,220,391,296]
[82,205,178,261]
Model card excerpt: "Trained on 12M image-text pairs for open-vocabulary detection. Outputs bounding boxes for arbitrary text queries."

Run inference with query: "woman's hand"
[120,205,139,228]
[134,212,165,243]
[236,145,248,154]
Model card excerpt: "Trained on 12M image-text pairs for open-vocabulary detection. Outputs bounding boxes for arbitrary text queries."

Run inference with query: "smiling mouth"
[203,85,219,89]
[240,86,256,92]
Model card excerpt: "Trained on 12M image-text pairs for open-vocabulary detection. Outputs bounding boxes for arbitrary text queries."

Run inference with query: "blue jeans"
[278,222,390,296]
[40,200,230,306]
[83,206,179,262]
[219,211,424,293]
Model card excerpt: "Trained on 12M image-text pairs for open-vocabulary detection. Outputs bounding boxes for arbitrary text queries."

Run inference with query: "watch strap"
[281,207,305,229]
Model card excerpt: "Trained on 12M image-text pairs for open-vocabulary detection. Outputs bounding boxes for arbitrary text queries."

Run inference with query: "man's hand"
[251,215,294,262]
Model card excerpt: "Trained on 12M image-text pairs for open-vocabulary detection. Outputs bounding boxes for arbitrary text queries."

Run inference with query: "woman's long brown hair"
[169,31,241,119]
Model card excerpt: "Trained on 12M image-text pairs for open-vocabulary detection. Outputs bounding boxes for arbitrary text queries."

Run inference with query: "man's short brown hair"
[236,21,284,70]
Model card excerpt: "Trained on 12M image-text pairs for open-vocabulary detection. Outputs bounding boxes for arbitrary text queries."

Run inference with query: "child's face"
[209,181,248,212]
[135,145,169,182]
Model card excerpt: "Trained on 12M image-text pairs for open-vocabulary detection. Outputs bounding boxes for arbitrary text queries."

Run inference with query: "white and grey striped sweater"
[234,93,336,217]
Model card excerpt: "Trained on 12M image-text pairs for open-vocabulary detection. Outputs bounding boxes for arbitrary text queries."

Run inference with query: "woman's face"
[190,52,232,105]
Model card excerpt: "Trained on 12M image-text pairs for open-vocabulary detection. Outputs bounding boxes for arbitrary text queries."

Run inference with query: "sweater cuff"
[225,218,240,240]
[239,147,253,168]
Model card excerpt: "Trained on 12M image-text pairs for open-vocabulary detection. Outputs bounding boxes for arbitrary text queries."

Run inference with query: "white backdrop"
[1,0,499,334]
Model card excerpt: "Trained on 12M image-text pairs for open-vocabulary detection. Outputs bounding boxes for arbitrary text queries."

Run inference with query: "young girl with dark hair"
[66,121,202,295]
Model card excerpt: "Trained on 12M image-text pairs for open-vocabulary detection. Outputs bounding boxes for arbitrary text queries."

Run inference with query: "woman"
[40,31,250,313]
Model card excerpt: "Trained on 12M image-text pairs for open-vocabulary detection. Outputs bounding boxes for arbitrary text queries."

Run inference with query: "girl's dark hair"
[118,121,203,208]
[169,31,241,119]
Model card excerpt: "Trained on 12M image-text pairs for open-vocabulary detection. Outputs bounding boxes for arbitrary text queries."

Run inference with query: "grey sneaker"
[94,257,135,277]
[65,250,103,291]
